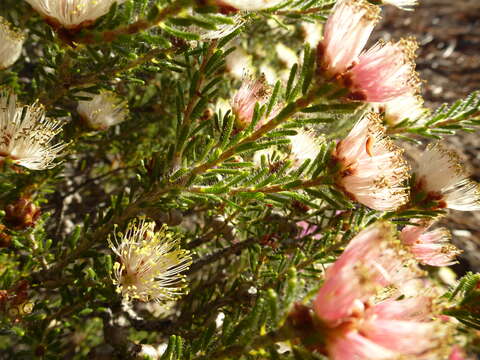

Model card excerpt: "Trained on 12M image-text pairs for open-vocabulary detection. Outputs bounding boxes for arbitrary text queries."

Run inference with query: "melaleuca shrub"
[0,0,479,359]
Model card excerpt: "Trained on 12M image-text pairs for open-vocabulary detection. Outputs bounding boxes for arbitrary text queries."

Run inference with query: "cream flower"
[109,219,192,303]
[0,89,67,170]
[334,113,410,211]
[414,143,480,211]
[25,0,126,29]
[289,129,322,167]
[378,93,427,126]
[0,17,25,69]
[77,90,128,130]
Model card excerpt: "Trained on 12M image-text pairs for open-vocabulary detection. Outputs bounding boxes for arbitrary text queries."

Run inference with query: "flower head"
[0,89,67,170]
[231,75,271,129]
[314,223,448,360]
[346,38,420,102]
[289,129,322,167]
[26,0,126,29]
[0,17,25,69]
[334,113,410,211]
[77,90,128,130]
[377,92,427,126]
[214,0,285,11]
[414,143,480,211]
[109,219,192,303]
[314,223,421,324]
[318,0,380,76]
[400,220,461,266]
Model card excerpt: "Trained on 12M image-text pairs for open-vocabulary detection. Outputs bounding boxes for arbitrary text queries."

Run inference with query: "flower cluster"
[312,223,449,360]
[108,219,192,303]
[318,0,420,103]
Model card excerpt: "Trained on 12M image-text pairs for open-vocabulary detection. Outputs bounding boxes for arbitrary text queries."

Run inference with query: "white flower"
[25,0,126,29]
[215,0,285,11]
[414,143,480,211]
[77,90,128,130]
[0,17,25,69]
[289,129,322,167]
[109,219,192,303]
[225,48,254,80]
[334,113,410,211]
[382,0,418,11]
[0,89,67,170]
[378,93,427,126]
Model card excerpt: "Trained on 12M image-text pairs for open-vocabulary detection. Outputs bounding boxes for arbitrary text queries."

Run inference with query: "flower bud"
[5,198,41,230]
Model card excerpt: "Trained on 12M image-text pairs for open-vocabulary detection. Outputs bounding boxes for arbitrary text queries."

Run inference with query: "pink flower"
[318,1,420,103]
[231,76,271,129]
[313,222,447,359]
[314,223,419,324]
[345,39,420,102]
[318,0,380,76]
[400,221,461,266]
[323,295,443,360]
[334,113,410,211]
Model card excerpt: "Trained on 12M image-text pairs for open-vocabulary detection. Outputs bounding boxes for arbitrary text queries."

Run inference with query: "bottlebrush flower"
[381,0,418,11]
[0,17,25,69]
[314,223,420,324]
[324,296,444,360]
[345,38,420,102]
[400,221,461,266]
[289,129,322,167]
[25,0,126,29]
[108,219,192,303]
[334,113,410,211]
[318,0,380,76]
[313,223,447,360]
[231,75,270,129]
[378,93,427,126]
[318,1,420,103]
[214,0,285,11]
[0,89,67,170]
[414,143,480,211]
[77,91,128,130]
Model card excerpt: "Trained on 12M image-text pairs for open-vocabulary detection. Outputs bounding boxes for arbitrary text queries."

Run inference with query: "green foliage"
[0,0,478,359]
